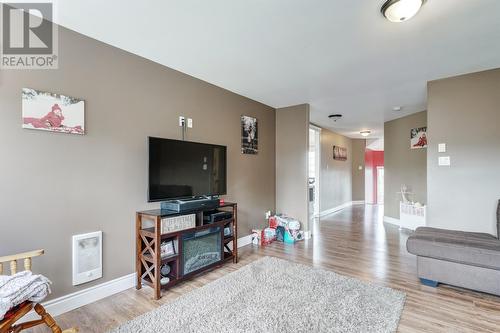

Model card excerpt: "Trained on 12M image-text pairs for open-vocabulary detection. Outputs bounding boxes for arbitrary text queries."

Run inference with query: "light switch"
[187,118,193,128]
[438,143,446,153]
[438,156,451,166]
[179,116,185,127]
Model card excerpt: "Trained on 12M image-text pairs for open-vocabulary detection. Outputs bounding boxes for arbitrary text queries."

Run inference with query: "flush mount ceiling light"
[360,130,371,137]
[381,0,425,23]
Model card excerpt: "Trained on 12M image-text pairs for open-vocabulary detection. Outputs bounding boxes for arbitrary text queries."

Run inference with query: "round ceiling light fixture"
[381,0,425,23]
[360,130,371,137]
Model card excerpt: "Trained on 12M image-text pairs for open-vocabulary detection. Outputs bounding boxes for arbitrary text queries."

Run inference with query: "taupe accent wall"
[275,104,310,231]
[0,26,276,299]
[384,111,427,219]
[427,69,500,235]
[320,130,353,212]
[351,139,366,202]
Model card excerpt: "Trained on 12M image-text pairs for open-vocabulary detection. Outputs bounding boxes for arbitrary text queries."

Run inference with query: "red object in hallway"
[365,150,384,205]
[268,216,278,229]
[219,198,225,205]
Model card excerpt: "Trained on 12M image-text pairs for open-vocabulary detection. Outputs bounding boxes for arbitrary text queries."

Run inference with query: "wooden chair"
[0,250,77,333]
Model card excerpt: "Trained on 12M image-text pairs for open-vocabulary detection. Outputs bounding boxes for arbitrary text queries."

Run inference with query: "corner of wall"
[275,104,311,231]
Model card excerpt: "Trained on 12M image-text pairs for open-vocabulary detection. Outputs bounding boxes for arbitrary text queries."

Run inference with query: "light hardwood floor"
[29,205,500,332]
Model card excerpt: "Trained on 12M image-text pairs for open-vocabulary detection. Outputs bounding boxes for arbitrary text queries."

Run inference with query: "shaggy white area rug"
[110,257,405,333]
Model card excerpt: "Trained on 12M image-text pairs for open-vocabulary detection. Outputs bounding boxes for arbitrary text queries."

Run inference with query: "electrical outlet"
[187,118,193,128]
[179,116,185,127]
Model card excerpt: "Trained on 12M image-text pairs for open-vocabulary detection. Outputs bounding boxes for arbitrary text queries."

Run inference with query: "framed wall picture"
[333,146,347,161]
[22,88,85,135]
[241,115,258,154]
[72,231,102,285]
[410,127,427,149]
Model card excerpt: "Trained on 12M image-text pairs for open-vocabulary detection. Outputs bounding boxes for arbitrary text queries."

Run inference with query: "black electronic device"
[203,210,233,224]
[148,137,227,202]
[160,196,220,213]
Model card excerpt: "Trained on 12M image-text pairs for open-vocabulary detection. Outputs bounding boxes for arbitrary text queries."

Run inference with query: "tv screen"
[148,137,227,202]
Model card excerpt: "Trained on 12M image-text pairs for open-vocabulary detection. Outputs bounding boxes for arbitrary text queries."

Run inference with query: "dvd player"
[161,196,219,212]
[203,210,233,224]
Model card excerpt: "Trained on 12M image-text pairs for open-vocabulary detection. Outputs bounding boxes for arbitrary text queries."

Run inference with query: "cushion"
[407,227,500,270]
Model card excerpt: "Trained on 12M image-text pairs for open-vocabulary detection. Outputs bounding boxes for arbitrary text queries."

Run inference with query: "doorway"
[376,166,384,205]
[309,126,321,218]
[365,149,384,205]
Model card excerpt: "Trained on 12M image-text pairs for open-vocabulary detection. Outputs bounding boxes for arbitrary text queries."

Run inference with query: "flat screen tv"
[148,137,227,202]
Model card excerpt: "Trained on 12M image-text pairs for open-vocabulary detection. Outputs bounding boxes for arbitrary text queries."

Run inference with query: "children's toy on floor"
[251,212,305,246]
[273,214,305,244]
[276,226,285,242]
[251,227,276,246]
[284,229,295,244]
[263,228,276,244]
[268,216,278,229]
[251,229,263,245]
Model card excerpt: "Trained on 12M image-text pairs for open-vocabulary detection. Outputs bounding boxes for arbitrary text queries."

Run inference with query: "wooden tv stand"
[135,202,237,300]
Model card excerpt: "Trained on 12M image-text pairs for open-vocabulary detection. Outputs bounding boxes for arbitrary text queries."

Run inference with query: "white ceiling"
[53,0,500,138]
[366,138,384,151]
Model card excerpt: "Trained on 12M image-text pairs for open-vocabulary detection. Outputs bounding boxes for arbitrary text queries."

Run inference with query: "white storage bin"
[400,202,426,230]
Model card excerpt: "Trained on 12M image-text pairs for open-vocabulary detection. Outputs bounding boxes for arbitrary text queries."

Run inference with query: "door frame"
[309,124,321,216]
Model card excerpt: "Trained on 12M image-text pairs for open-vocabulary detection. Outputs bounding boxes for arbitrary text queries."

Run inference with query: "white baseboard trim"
[319,202,352,217]
[383,216,400,227]
[22,273,136,322]
[23,234,253,322]
[384,216,424,230]
[237,234,253,248]
[383,216,422,230]
[319,201,364,217]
